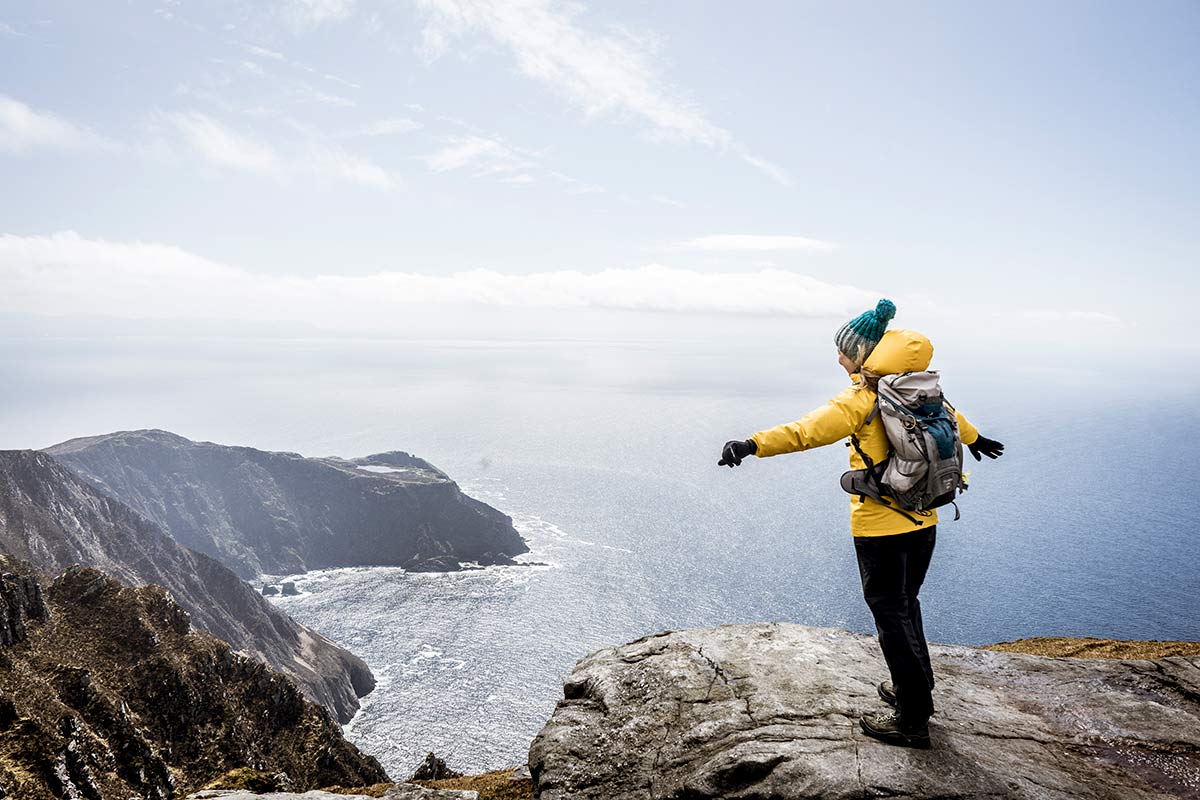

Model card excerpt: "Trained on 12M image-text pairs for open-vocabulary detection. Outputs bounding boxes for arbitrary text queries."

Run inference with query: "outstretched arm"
[952,406,1004,460]
[750,385,876,458]
[954,407,980,446]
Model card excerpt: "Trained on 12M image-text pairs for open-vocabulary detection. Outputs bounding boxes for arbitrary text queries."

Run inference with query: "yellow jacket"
[750,329,979,537]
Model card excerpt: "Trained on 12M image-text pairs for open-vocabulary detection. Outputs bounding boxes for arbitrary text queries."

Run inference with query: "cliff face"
[0,556,388,800]
[529,623,1200,800]
[46,430,528,578]
[0,450,372,723]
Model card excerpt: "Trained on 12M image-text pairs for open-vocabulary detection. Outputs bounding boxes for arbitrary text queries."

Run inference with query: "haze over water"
[4,323,1197,774]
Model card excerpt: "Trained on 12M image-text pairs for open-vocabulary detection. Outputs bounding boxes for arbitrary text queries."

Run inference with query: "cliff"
[46,430,528,578]
[0,556,388,799]
[529,623,1200,799]
[0,450,372,723]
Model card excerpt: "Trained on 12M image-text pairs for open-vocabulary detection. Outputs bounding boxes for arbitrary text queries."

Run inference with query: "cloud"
[243,43,361,89]
[347,118,423,137]
[159,111,281,174]
[414,0,787,184]
[416,0,724,145]
[423,132,602,192]
[423,134,526,173]
[0,21,24,37]
[305,141,395,188]
[283,0,355,27]
[0,232,880,327]
[157,111,394,188]
[290,84,356,107]
[0,95,110,153]
[737,152,791,187]
[676,234,838,253]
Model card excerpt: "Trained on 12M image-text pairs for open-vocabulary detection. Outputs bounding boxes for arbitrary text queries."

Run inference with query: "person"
[718,298,1004,748]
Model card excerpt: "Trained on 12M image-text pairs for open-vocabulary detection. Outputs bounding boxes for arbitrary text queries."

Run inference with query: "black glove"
[968,434,1005,461]
[718,439,757,467]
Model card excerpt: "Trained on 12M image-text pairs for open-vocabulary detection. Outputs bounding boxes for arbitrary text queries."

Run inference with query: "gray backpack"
[840,370,967,525]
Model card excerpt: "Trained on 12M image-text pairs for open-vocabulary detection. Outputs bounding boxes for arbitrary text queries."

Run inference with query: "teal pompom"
[875,298,896,323]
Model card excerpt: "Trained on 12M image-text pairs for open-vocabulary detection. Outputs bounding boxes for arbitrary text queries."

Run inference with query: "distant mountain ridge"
[0,555,388,799]
[0,449,372,723]
[46,429,528,578]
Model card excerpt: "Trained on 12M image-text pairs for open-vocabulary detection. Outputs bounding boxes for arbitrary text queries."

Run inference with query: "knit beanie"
[835,298,896,366]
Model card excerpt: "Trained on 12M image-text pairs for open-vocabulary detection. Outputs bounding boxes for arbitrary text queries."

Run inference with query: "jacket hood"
[861,328,933,375]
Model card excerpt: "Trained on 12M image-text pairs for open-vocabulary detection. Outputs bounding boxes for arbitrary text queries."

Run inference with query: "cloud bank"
[0,232,878,327]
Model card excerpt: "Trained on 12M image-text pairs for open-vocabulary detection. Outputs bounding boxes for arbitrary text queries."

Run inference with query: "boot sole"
[859,719,931,749]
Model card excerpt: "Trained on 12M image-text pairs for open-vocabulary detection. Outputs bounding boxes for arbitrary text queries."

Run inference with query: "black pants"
[854,526,937,724]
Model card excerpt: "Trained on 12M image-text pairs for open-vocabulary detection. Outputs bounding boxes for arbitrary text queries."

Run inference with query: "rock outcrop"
[0,568,47,646]
[0,556,388,800]
[410,752,463,781]
[192,788,479,799]
[529,623,1200,799]
[0,450,373,723]
[46,429,528,578]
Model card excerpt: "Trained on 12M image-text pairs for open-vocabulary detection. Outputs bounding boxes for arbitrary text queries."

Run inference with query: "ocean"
[4,324,1198,776]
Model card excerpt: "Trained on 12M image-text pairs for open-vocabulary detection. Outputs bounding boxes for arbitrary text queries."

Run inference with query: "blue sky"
[1,1,1197,358]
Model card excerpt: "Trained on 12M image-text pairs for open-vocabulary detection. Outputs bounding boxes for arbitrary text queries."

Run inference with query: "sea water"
[252,347,1197,775]
[4,328,1198,775]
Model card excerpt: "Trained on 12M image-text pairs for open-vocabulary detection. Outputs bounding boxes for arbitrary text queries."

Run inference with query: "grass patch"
[203,768,289,792]
[984,637,1200,659]
[415,767,532,799]
[319,783,394,797]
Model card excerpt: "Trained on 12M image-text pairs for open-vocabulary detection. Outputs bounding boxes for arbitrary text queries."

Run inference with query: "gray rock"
[410,751,462,781]
[189,793,378,800]
[0,570,48,645]
[262,584,280,596]
[281,581,300,596]
[190,784,480,800]
[405,556,463,573]
[529,623,1200,799]
[386,785,479,799]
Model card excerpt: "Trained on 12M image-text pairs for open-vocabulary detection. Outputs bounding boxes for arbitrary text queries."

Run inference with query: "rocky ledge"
[528,623,1200,799]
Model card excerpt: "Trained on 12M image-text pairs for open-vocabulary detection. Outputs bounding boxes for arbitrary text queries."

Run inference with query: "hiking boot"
[877,680,935,715]
[859,711,931,749]
[878,680,897,709]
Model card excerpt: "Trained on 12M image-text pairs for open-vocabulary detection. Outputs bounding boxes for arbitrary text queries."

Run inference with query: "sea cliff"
[46,430,528,577]
[0,450,372,723]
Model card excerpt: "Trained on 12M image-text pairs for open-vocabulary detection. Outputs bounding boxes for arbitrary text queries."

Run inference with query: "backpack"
[839,370,967,525]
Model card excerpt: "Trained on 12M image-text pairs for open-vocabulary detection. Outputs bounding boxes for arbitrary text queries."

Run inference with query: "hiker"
[718,298,1004,748]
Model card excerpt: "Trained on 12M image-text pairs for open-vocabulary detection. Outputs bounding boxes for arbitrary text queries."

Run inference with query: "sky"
[1,0,1198,360]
